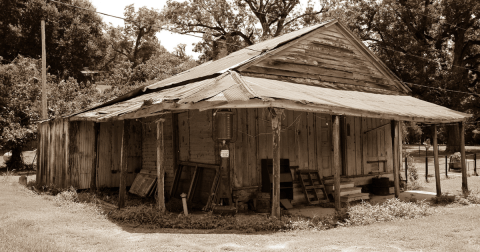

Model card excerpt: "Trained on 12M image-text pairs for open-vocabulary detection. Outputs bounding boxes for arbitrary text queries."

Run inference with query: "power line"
[48,0,263,53]
[403,82,478,96]
[377,45,479,73]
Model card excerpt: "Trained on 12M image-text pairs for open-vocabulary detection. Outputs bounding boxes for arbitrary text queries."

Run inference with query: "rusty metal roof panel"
[74,71,470,123]
[241,76,470,121]
[144,20,335,91]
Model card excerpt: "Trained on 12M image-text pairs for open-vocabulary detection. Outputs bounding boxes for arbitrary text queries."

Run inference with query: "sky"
[90,0,319,59]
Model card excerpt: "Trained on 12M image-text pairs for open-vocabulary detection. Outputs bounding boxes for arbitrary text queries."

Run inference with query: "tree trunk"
[6,146,24,170]
[445,124,461,153]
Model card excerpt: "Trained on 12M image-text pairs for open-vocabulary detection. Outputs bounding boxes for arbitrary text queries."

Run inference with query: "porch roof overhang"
[70,71,471,124]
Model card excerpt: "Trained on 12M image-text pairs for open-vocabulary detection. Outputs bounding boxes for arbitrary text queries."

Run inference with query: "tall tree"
[0,0,106,80]
[0,56,100,169]
[104,4,163,69]
[164,0,330,62]
[327,0,480,151]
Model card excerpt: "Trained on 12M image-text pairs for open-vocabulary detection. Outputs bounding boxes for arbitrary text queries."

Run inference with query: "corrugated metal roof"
[238,76,470,121]
[143,20,335,90]
[73,72,470,123]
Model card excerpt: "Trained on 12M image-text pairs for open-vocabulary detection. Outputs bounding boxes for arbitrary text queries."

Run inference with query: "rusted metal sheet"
[143,21,332,91]
[72,70,470,123]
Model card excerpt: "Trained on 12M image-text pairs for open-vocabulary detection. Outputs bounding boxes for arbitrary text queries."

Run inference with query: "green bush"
[346,198,432,226]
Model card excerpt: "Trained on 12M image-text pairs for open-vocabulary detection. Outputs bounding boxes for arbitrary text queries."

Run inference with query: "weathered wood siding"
[68,121,96,189]
[37,119,95,189]
[97,120,142,188]
[36,118,69,188]
[241,23,400,93]
[142,114,175,191]
[178,111,216,164]
[342,116,393,176]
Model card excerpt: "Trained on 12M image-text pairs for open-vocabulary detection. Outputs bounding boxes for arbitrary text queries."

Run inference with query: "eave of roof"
[71,72,471,124]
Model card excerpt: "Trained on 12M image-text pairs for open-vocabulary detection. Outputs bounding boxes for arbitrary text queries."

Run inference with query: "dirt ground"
[2,175,480,251]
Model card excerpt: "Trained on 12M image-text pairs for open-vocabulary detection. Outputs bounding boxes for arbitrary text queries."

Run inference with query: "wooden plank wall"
[97,120,142,188]
[343,116,393,176]
[69,121,95,189]
[242,23,399,93]
[36,118,69,188]
[178,111,216,165]
[175,109,333,189]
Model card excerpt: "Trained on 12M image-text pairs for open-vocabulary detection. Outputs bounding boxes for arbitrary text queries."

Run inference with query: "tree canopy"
[104,4,164,69]
[0,0,106,80]
[164,0,329,62]
[326,0,480,149]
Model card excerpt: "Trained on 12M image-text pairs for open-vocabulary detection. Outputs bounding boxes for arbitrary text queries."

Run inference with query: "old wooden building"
[37,20,471,215]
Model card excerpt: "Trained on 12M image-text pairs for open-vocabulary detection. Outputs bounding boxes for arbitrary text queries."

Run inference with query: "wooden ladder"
[298,170,329,205]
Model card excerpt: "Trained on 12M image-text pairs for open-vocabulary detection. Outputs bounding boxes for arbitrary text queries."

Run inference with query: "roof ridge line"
[229,71,258,99]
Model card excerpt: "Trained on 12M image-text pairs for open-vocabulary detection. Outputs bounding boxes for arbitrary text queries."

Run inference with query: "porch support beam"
[271,108,284,218]
[157,118,166,213]
[392,120,400,198]
[118,120,129,209]
[432,124,441,196]
[460,121,468,195]
[333,115,341,211]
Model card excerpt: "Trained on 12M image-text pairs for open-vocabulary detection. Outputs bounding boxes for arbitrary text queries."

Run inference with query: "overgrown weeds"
[107,198,437,231]
[345,198,433,226]
[431,194,456,205]
[404,152,424,190]
[107,205,343,232]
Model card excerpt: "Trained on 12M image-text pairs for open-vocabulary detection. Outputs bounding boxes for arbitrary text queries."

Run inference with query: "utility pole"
[41,19,47,120]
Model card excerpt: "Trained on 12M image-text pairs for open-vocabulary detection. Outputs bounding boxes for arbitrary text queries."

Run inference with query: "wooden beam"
[41,20,47,120]
[271,108,284,218]
[391,120,400,198]
[118,120,129,209]
[64,120,70,188]
[460,121,468,195]
[332,115,341,210]
[432,124,441,196]
[157,118,166,213]
[91,123,100,190]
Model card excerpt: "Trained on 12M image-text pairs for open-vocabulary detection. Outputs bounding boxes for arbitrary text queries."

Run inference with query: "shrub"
[431,194,456,205]
[53,186,79,207]
[404,151,424,190]
[464,190,480,204]
[108,205,342,232]
[346,198,432,226]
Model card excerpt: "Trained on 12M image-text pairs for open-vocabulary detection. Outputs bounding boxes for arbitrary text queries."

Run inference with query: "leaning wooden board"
[129,169,157,197]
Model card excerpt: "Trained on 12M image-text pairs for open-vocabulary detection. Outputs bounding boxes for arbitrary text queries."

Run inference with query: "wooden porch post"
[392,121,400,198]
[432,124,441,196]
[157,118,166,213]
[332,115,341,211]
[271,108,284,218]
[460,121,468,195]
[118,120,129,209]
